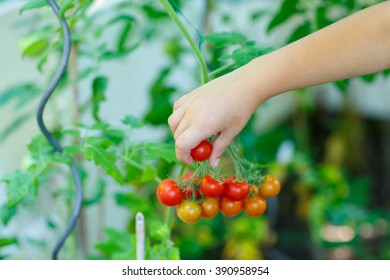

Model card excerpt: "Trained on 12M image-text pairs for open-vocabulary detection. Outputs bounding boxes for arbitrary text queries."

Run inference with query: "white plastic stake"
[136,212,145,260]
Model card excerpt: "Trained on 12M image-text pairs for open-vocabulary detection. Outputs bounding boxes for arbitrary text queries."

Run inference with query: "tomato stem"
[159,0,209,84]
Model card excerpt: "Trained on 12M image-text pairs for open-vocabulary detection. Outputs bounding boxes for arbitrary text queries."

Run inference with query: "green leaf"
[140,165,158,183]
[231,46,261,67]
[27,134,54,160]
[0,83,40,109]
[3,171,38,208]
[203,32,247,48]
[149,220,170,241]
[59,0,74,18]
[20,0,47,14]
[361,74,376,83]
[92,76,108,122]
[267,0,300,32]
[145,143,178,163]
[0,205,17,226]
[334,79,350,92]
[287,22,311,43]
[85,136,112,149]
[104,129,124,145]
[115,192,151,214]
[83,143,123,185]
[122,115,144,129]
[95,228,136,259]
[20,33,50,58]
[0,237,18,248]
[141,4,168,19]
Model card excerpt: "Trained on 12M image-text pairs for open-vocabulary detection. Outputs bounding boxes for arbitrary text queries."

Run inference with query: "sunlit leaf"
[2,171,38,208]
[145,143,177,163]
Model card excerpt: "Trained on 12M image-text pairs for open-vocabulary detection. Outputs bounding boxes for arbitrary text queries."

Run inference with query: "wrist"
[244,54,284,104]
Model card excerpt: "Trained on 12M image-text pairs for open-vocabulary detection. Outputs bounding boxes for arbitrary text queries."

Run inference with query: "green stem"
[159,0,209,84]
[209,62,235,78]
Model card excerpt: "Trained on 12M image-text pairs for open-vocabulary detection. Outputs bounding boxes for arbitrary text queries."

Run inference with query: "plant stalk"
[159,0,209,84]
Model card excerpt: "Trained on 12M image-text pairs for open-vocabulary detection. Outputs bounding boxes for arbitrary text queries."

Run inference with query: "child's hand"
[168,60,272,167]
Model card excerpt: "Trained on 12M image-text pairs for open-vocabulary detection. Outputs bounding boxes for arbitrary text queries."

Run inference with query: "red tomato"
[200,198,219,218]
[222,176,236,184]
[219,197,242,217]
[156,179,183,207]
[190,140,212,162]
[177,200,202,223]
[200,175,224,198]
[224,179,249,201]
[243,196,267,217]
[259,175,281,198]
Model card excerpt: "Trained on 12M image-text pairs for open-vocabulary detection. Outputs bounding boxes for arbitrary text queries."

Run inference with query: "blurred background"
[0,0,389,260]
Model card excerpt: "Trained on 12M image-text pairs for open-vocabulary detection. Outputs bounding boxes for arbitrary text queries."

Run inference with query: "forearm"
[249,1,390,99]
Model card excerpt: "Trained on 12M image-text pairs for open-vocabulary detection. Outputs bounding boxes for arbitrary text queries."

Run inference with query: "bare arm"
[169,1,390,166]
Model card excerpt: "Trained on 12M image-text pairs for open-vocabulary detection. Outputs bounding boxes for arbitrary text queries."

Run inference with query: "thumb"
[209,131,235,168]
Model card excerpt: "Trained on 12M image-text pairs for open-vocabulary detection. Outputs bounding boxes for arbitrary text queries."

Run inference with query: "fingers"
[209,130,236,168]
[175,127,211,165]
[168,106,186,135]
[173,93,192,111]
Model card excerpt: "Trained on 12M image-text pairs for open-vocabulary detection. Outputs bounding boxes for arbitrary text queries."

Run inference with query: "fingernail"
[212,159,220,168]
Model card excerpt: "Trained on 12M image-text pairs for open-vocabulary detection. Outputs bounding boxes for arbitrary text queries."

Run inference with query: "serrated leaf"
[83,144,123,184]
[203,32,247,47]
[140,165,157,183]
[145,143,177,163]
[20,0,47,14]
[92,76,108,122]
[0,237,18,248]
[3,171,38,208]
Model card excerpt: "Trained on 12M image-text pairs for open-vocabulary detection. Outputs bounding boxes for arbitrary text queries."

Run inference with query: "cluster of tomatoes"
[156,140,281,223]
